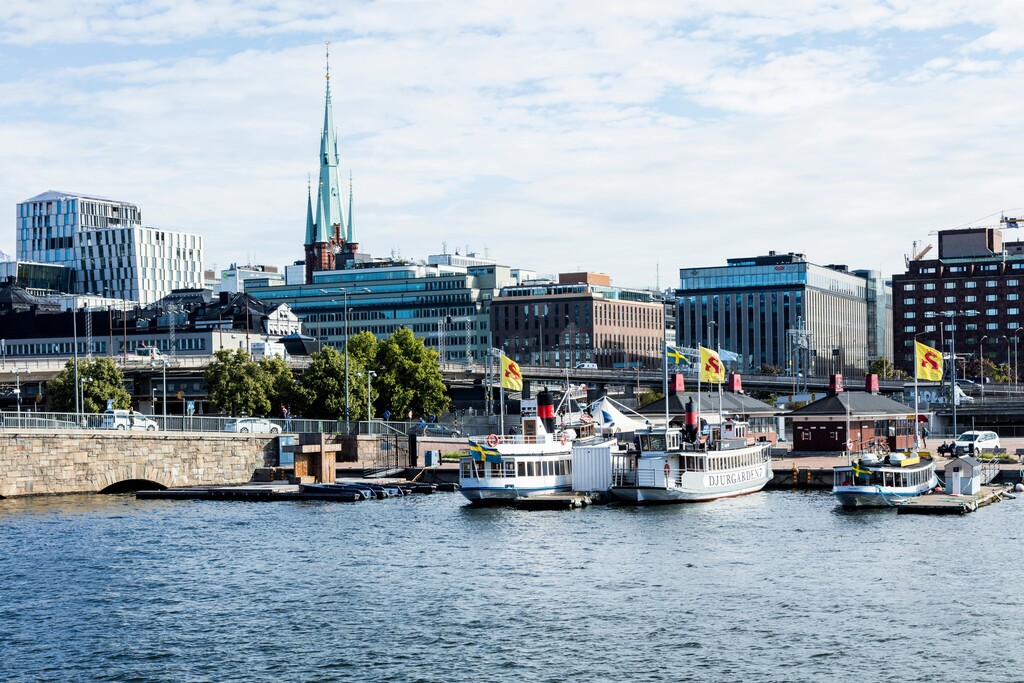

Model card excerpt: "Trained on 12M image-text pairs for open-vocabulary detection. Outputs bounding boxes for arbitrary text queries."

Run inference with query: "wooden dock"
[136,479,444,503]
[893,485,1012,515]
[511,492,593,510]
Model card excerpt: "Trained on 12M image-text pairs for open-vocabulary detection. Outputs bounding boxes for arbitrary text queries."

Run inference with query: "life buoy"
[487,433,499,447]
[664,462,671,478]
[560,432,567,445]
[581,413,593,424]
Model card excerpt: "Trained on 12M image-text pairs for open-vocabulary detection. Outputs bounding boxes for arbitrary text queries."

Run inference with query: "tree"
[293,346,349,419]
[867,357,907,380]
[205,349,272,416]
[46,357,132,413]
[374,327,449,419]
[259,355,296,415]
[754,364,784,376]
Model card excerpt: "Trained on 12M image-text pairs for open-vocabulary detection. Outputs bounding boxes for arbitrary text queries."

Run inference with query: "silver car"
[224,417,281,434]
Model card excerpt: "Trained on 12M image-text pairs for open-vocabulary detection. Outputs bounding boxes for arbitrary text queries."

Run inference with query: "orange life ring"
[561,432,568,445]
[487,433,499,447]
[664,462,670,478]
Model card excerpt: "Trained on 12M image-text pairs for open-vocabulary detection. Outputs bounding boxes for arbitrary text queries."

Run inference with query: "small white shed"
[944,456,982,495]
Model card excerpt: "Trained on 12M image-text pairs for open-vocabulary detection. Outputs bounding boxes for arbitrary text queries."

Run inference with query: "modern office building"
[892,221,1024,373]
[490,272,665,369]
[215,263,285,294]
[246,256,518,365]
[677,252,892,377]
[15,190,204,304]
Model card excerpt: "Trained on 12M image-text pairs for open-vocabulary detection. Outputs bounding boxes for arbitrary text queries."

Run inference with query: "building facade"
[15,190,204,304]
[246,258,518,365]
[490,273,665,369]
[892,223,1024,373]
[677,252,892,377]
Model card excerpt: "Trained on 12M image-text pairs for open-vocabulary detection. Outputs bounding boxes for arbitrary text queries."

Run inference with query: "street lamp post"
[927,310,978,438]
[72,304,80,420]
[979,335,988,402]
[79,376,94,422]
[358,370,377,421]
[319,287,370,423]
[151,357,168,425]
[1011,327,1023,395]
[14,367,22,421]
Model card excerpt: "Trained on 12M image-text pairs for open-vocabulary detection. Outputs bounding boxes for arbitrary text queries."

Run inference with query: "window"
[987,323,1000,330]
[924,283,936,290]
[986,309,999,316]
[944,296,956,303]
[965,295,977,302]
[903,284,916,291]
[924,297,936,304]
[903,312,916,319]
[987,280,998,287]
[903,325,916,332]
[925,324,936,332]
[964,281,977,288]
[944,282,957,289]
[903,298,916,305]
[1009,294,1019,301]
[1009,308,1020,316]
[986,294,999,302]
[1009,280,1019,287]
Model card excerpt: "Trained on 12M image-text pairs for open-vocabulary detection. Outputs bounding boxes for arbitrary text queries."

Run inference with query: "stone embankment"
[0,430,277,497]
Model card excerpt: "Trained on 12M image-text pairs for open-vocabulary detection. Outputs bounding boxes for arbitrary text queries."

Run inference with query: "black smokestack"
[537,390,555,433]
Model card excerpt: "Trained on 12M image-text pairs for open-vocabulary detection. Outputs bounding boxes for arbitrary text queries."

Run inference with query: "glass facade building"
[677,252,892,377]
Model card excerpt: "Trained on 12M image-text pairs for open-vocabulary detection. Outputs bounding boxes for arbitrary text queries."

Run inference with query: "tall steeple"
[314,42,346,243]
[346,172,356,244]
[304,176,315,246]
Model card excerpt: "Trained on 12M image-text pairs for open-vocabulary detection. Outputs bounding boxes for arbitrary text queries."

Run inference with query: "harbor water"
[3,489,1024,682]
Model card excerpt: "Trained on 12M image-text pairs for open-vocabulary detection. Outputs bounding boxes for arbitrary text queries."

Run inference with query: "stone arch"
[96,463,174,494]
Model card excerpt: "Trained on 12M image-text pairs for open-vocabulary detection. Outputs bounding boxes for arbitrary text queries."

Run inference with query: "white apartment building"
[15,191,204,305]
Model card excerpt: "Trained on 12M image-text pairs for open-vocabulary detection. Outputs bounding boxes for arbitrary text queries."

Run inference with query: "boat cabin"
[634,429,682,454]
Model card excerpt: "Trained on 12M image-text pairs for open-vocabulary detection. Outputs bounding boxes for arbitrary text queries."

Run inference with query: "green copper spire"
[304,176,315,246]
[314,43,345,243]
[346,172,356,243]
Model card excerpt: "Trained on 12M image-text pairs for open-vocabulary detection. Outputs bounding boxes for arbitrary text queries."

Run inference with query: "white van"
[575,362,598,370]
[102,409,158,431]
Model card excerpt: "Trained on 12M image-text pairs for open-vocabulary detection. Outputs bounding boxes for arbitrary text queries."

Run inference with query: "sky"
[1,1,1022,290]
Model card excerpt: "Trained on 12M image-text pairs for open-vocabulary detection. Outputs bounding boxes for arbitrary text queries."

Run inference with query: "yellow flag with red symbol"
[915,341,943,382]
[501,355,523,391]
[699,346,724,384]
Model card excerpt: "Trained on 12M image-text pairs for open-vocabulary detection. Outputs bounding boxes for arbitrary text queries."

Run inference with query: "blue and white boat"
[832,452,938,508]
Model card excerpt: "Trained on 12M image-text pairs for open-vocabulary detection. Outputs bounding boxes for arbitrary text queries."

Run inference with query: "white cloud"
[0,2,1022,290]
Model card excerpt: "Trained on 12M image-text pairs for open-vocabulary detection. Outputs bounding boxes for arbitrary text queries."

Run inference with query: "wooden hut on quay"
[787,374,916,454]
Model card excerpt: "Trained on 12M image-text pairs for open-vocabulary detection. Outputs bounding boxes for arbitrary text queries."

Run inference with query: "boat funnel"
[537,390,556,433]
[684,397,698,443]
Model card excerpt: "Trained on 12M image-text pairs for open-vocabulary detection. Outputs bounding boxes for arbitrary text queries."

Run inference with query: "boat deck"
[510,492,593,510]
[893,486,1012,515]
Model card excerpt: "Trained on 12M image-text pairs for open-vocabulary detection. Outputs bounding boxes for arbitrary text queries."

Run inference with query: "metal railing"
[0,411,432,436]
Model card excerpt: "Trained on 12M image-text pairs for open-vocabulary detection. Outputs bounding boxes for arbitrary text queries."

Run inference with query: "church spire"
[314,41,345,243]
[304,175,315,246]
[346,172,356,243]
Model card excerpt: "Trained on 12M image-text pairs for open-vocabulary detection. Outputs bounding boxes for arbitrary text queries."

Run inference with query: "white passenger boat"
[609,420,773,504]
[832,452,937,508]
[459,389,606,504]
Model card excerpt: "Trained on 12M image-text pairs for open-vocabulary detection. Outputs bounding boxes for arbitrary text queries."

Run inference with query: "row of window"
[459,457,573,479]
[901,278,1019,291]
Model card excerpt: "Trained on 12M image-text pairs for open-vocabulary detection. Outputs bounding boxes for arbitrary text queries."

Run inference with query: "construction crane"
[905,240,933,267]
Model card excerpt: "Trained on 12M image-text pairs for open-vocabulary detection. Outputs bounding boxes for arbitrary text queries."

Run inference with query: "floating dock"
[510,492,593,510]
[893,486,1012,515]
[137,479,453,503]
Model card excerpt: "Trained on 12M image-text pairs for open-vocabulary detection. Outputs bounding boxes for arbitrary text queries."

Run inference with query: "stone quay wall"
[0,430,278,498]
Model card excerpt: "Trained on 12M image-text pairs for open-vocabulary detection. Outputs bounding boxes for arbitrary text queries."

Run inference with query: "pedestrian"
[282,404,292,432]
[921,426,929,448]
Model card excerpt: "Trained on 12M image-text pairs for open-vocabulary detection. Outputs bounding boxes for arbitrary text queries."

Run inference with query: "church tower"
[304,45,351,284]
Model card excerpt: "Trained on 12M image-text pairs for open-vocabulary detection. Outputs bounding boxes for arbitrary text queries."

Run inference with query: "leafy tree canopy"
[47,357,132,413]
[205,349,273,416]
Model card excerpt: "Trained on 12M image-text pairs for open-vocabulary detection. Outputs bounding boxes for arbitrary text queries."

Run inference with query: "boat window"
[461,461,473,479]
[566,460,572,475]
[645,434,666,451]
[517,462,526,477]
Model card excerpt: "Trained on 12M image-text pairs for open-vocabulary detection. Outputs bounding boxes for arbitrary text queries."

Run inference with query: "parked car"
[409,424,462,437]
[102,409,158,431]
[952,430,1000,454]
[224,417,281,434]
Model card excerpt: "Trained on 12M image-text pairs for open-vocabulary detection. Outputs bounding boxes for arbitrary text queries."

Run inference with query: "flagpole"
[697,346,702,444]
[500,352,506,436]
[717,340,724,432]
[914,346,920,451]
[663,342,669,427]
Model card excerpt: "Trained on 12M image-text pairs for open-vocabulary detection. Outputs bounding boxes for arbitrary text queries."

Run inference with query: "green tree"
[348,330,379,369]
[205,349,272,416]
[867,357,907,380]
[755,364,784,376]
[46,357,132,413]
[259,355,296,415]
[294,346,349,419]
[374,327,449,419]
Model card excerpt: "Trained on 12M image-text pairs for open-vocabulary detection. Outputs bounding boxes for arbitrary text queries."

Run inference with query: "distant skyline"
[1,1,1022,289]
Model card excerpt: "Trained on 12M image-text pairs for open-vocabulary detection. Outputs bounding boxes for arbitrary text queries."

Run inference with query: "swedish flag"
[469,440,503,463]
[666,346,689,365]
[851,461,873,480]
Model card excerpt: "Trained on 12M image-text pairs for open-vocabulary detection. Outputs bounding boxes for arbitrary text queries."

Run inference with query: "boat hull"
[610,478,769,504]
[460,483,572,504]
[833,480,937,509]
